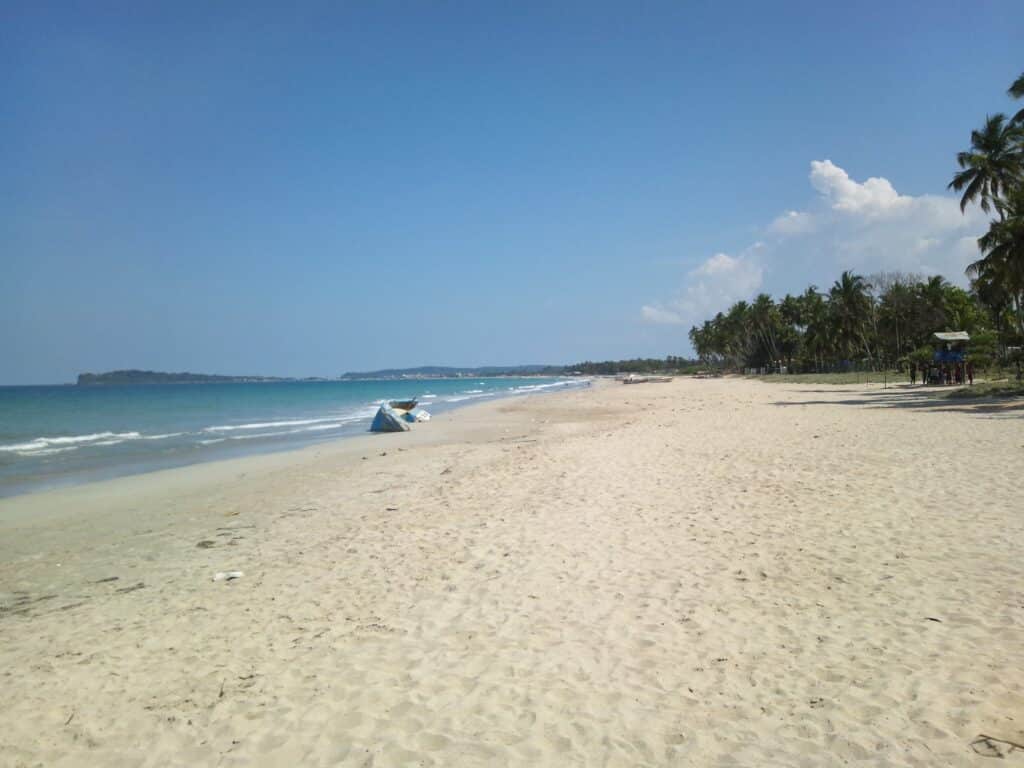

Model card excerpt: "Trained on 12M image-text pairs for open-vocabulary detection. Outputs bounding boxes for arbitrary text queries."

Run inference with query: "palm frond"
[1009,72,1024,100]
[962,174,987,213]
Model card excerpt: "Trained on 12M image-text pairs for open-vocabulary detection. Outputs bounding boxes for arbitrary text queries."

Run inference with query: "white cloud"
[694,252,742,276]
[641,251,764,327]
[640,305,684,325]
[809,159,911,216]
[769,210,815,235]
[771,160,988,282]
[643,159,989,338]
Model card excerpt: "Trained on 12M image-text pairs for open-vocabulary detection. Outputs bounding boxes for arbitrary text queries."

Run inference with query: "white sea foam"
[198,438,226,445]
[227,431,295,440]
[224,418,367,441]
[512,380,588,393]
[444,392,493,403]
[14,446,79,457]
[141,432,186,440]
[0,431,142,453]
[203,417,343,433]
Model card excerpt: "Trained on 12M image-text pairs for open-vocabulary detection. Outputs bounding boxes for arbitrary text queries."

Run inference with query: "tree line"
[689,71,1024,373]
[566,357,699,375]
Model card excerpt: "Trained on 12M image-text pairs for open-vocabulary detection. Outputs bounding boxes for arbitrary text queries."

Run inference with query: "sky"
[1,2,1021,384]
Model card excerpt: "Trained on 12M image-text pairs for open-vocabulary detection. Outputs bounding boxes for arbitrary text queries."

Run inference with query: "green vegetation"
[689,71,1024,377]
[688,270,993,373]
[564,357,700,376]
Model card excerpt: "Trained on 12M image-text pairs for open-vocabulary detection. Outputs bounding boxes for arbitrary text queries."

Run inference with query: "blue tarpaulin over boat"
[370,405,410,432]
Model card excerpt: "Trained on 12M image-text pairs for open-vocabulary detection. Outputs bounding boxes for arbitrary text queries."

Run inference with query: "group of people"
[909,361,973,386]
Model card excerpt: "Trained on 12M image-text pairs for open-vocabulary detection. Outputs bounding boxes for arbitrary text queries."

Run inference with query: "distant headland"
[75,370,325,386]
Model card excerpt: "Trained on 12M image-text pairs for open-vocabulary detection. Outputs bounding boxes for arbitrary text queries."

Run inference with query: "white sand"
[1,378,1022,766]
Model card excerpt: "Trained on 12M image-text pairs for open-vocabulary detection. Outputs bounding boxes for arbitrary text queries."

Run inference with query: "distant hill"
[76,370,304,385]
[339,365,564,379]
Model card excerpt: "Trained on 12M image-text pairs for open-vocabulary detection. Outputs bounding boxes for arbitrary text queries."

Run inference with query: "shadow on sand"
[772,386,1024,418]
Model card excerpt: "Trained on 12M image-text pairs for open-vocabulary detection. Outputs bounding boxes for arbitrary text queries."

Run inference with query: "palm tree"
[1010,71,1024,125]
[917,275,950,332]
[948,113,1023,218]
[799,288,831,372]
[971,271,1014,337]
[969,187,1024,336]
[749,293,781,366]
[722,301,753,368]
[689,320,721,367]
[878,280,915,360]
[829,271,875,365]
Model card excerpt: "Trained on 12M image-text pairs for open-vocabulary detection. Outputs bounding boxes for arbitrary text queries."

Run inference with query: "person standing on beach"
[910,363,917,385]
[967,361,974,385]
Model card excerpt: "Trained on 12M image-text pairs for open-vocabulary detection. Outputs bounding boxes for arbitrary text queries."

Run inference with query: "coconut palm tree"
[689,319,723,367]
[917,275,950,333]
[721,301,753,367]
[969,187,1024,335]
[749,293,782,366]
[1010,71,1024,125]
[948,113,1023,218]
[829,271,875,364]
[799,288,831,372]
[878,280,916,360]
[971,270,1015,338]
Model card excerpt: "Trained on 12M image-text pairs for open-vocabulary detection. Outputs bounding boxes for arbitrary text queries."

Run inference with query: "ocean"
[0,377,589,498]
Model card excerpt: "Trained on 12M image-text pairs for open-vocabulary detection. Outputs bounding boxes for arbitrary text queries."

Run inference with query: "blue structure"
[926,331,970,386]
[933,348,965,363]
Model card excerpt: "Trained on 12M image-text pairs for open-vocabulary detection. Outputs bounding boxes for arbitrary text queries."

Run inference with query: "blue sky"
[2,2,1021,383]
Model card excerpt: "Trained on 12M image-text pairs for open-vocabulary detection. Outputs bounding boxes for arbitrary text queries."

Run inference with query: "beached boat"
[389,399,418,411]
[370,405,410,432]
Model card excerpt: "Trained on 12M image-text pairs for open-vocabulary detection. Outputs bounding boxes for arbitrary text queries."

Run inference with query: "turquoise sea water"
[0,378,588,498]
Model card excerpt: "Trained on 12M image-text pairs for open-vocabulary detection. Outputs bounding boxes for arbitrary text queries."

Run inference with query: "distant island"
[75,370,328,385]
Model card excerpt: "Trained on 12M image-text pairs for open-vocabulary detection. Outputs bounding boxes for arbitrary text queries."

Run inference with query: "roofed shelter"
[924,331,971,385]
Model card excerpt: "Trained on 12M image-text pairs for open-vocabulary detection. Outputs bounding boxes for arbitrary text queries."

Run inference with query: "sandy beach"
[1,377,1022,767]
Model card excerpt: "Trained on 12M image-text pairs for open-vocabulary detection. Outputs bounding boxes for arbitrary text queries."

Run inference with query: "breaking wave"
[0,431,143,453]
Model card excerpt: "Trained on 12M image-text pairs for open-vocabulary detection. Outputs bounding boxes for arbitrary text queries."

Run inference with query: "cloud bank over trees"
[643,160,988,328]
